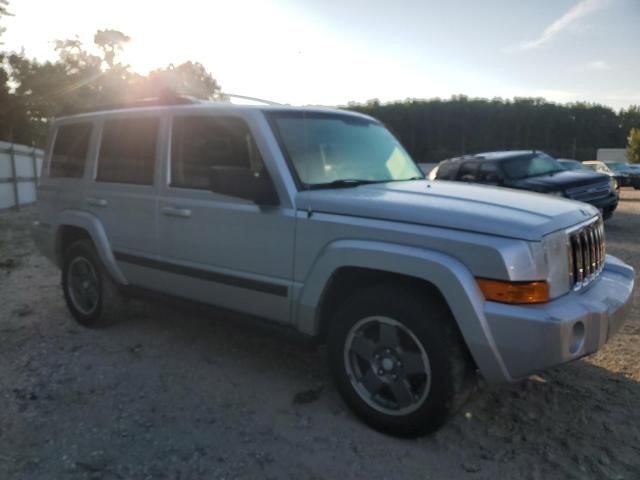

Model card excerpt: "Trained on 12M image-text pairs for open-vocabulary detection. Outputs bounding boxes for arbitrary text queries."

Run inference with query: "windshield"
[267,111,422,187]
[501,153,565,180]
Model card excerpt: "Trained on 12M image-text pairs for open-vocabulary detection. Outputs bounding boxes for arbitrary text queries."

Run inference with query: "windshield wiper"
[308,179,386,190]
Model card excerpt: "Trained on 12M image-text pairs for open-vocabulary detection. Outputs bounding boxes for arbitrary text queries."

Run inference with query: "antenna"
[221,92,283,106]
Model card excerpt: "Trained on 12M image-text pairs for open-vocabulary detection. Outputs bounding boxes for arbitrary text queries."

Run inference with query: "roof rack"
[60,93,203,116]
[221,92,282,106]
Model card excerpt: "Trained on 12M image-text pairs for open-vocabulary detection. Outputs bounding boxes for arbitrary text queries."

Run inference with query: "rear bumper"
[482,255,634,382]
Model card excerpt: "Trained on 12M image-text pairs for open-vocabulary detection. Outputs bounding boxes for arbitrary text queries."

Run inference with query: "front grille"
[568,217,605,290]
[565,181,610,202]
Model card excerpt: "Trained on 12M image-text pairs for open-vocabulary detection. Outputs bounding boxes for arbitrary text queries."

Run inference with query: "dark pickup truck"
[432,150,619,219]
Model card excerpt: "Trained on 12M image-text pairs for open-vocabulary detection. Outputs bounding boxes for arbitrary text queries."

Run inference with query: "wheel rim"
[67,256,100,315]
[343,316,431,416]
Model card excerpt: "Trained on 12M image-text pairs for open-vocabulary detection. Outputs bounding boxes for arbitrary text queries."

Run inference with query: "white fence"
[0,141,44,211]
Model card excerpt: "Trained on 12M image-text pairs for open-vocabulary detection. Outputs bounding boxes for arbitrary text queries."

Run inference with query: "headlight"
[543,229,571,297]
[610,177,618,191]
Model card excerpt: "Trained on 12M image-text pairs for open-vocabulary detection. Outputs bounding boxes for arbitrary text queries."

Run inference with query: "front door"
[151,113,295,324]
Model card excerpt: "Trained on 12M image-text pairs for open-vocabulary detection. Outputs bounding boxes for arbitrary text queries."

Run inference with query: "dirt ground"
[1,191,639,480]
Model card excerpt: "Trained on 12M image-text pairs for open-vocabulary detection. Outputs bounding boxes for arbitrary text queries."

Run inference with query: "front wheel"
[328,285,474,437]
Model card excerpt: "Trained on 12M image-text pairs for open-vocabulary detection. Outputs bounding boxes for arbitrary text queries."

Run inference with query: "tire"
[62,239,127,328]
[328,284,475,437]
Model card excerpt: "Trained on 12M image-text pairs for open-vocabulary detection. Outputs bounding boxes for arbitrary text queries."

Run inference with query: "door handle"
[162,206,192,218]
[86,197,108,207]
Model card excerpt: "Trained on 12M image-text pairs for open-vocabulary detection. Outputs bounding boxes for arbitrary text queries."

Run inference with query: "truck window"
[49,123,93,178]
[477,162,503,184]
[458,162,479,182]
[170,116,257,190]
[96,117,159,185]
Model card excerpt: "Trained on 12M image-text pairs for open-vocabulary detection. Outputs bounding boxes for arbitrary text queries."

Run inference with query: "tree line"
[348,98,640,163]
[1,0,639,163]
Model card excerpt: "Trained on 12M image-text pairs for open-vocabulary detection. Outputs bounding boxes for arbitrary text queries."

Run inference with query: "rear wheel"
[62,239,126,328]
[328,284,474,437]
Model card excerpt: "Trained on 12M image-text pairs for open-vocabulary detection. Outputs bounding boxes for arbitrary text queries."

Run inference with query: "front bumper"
[483,255,635,381]
[585,192,618,212]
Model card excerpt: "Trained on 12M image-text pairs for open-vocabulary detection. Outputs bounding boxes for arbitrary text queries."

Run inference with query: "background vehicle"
[32,102,634,437]
[557,159,591,171]
[433,151,619,219]
[583,160,627,188]
[603,162,640,189]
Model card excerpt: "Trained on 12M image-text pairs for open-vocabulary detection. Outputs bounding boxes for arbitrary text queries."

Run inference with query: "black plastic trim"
[113,251,288,297]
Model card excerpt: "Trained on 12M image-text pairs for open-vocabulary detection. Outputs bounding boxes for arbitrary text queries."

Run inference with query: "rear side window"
[97,117,159,185]
[170,116,259,190]
[458,162,478,181]
[49,123,93,178]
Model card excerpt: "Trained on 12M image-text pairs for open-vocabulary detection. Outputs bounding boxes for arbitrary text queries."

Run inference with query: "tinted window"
[477,162,503,183]
[171,116,259,190]
[50,123,92,178]
[458,162,478,181]
[97,117,159,185]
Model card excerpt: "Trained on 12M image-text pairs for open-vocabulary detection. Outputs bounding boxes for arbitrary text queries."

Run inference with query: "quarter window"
[49,123,93,178]
[97,117,159,185]
[170,116,259,190]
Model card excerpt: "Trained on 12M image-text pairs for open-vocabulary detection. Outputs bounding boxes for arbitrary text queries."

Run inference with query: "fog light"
[569,321,585,354]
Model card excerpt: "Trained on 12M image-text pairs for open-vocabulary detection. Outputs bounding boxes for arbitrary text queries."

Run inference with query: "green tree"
[137,61,222,100]
[627,128,640,164]
[0,0,10,41]
[93,29,130,69]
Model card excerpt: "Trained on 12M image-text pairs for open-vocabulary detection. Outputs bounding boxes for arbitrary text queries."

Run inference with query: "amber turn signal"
[476,278,549,304]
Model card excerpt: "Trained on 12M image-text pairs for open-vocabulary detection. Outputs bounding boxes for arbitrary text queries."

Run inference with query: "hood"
[510,170,608,191]
[296,180,597,241]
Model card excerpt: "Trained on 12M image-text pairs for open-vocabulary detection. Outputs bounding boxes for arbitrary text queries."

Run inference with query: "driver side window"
[170,116,262,190]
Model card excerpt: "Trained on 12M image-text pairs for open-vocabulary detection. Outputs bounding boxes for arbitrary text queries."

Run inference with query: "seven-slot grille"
[568,217,605,290]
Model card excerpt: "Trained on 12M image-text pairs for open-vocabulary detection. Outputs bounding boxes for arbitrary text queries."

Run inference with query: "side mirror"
[209,166,279,206]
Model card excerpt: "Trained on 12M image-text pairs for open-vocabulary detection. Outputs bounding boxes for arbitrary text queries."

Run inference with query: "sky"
[1,0,639,109]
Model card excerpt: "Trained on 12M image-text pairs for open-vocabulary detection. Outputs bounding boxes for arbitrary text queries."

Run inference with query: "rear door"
[84,114,164,285]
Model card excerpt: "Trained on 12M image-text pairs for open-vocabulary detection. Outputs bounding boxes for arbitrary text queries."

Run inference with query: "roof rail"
[60,93,203,116]
[221,92,283,106]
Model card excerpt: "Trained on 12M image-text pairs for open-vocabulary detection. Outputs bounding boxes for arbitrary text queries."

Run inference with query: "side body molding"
[55,209,128,285]
[294,240,511,383]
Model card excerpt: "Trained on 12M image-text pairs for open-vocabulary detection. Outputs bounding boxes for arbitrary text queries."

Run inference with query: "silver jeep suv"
[33,99,635,437]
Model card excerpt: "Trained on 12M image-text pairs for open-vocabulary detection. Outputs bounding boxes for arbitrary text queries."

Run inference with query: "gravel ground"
[1,191,639,480]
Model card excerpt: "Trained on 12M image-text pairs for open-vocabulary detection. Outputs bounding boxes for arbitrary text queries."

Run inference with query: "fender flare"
[294,239,511,383]
[55,209,128,285]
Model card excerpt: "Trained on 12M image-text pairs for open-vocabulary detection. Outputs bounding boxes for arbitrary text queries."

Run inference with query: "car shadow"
[99,295,640,479]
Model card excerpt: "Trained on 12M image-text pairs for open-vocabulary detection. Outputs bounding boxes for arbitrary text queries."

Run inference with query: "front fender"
[295,239,511,383]
[55,209,128,285]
